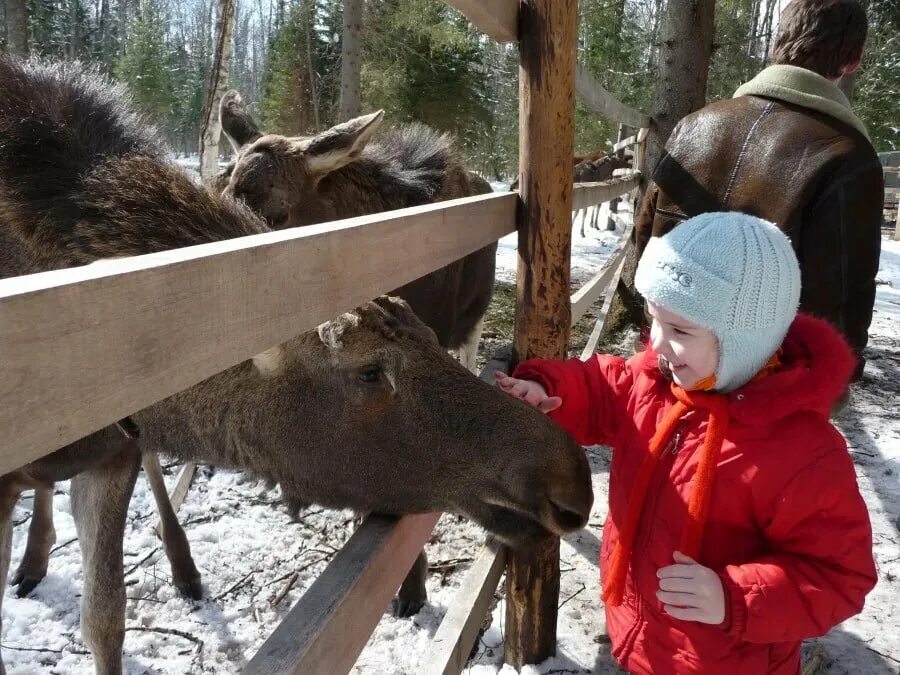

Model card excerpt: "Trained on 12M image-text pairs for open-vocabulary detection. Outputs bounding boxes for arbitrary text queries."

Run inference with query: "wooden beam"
[580,246,630,359]
[884,168,899,189]
[421,541,507,675]
[575,62,650,129]
[169,463,197,512]
[0,192,516,475]
[508,0,577,668]
[572,175,640,210]
[570,237,631,326]
[244,513,440,675]
[443,0,517,43]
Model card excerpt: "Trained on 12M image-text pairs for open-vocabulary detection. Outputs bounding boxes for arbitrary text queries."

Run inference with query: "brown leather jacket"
[634,94,884,375]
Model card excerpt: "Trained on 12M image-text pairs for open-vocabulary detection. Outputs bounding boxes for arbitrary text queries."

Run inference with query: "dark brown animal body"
[0,58,592,674]
[216,91,496,356]
[509,148,632,191]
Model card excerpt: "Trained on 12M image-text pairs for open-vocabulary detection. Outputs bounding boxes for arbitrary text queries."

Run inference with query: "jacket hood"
[639,313,855,423]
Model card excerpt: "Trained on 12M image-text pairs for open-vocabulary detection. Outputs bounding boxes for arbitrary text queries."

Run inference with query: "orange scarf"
[601,352,782,607]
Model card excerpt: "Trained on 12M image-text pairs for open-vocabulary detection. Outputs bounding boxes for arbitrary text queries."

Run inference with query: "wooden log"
[443,0,518,43]
[421,541,507,675]
[575,62,650,129]
[0,193,515,475]
[572,175,640,210]
[508,0,577,668]
[244,513,440,675]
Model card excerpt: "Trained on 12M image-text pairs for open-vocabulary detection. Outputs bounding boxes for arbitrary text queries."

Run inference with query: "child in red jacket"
[496,212,876,674]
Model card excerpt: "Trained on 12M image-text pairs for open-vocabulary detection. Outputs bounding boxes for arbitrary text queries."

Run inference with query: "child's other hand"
[656,551,726,625]
[493,372,562,413]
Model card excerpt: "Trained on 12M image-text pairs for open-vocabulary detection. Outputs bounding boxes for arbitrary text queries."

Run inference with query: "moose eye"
[358,366,381,384]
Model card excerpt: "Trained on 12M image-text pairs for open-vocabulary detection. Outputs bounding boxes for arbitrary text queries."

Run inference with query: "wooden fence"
[0,0,649,672]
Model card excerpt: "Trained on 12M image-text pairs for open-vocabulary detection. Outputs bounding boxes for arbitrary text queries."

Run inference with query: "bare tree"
[642,0,716,179]
[339,0,364,120]
[198,0,237,180]
[3,0,29,56]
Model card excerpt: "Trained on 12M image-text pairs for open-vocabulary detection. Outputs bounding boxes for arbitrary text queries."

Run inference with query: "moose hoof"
[11,571,45,597]
[390,595,425,618]
[174,574,204,600]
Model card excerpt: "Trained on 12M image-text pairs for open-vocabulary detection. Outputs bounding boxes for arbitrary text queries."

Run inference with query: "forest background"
[1,0,897,180]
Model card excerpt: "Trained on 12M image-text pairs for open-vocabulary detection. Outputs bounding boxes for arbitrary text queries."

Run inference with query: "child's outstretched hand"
[493,372,562,413]
[656,551,726,625]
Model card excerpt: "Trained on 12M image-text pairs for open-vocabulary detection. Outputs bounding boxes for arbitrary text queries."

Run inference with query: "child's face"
[647,302,719,390]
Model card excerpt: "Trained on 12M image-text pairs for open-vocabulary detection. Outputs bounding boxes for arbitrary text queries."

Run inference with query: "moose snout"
[537,440,593,535]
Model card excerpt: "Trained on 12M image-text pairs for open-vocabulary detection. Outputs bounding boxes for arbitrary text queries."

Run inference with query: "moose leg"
[0,478,24,675]
[71,442,141,675]
[391,550,428,618]
[11,484,55,596]
[142,453,202,599]
[458,316,484,374]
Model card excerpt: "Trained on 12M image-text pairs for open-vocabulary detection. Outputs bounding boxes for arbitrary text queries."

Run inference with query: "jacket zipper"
[619,417,690,661]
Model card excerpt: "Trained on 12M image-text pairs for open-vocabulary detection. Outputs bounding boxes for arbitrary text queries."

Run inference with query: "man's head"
[772,0,868,80]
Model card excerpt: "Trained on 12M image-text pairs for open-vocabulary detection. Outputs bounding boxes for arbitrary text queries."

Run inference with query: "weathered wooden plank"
[244,512,440,675]
[0,192,516,475]
[443,0,517,43]
[884,168,899,189]
[570,241,630,326]
[879,150,900,168]
[169,462,197,512]
[422,542,507,675]
[580,246,630,359]
[508,0,577,667]
[575,62,650,128]
[572,175,640,210]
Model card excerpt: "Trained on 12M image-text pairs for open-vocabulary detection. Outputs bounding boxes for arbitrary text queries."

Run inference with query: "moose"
[215,89,496,373]
[0,58,592,674]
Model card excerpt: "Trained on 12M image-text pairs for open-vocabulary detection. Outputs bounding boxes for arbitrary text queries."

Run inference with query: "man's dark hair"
[772,0,868,79]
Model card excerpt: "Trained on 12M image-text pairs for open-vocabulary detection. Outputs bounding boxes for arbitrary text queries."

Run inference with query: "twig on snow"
[214,568,259,601]
[49,537,78,556]
[123,546,161,576]
[125,626,204,652]
[558,583,586,610]
[270,571,299,607]
[865,645,900,665]
[429,557,474,571]
[1,643,64,654]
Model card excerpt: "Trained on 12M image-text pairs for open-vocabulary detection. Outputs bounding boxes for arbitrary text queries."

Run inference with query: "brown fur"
[0,57,592,672]
[217,92,496,351]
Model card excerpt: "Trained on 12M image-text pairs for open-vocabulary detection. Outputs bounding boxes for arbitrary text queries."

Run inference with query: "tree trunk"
[338,0,363,120]
[642,0,716,181]
[4,0,29,55]
[506,0,576,666]
[198,0,236,180]
[304,0,321,132]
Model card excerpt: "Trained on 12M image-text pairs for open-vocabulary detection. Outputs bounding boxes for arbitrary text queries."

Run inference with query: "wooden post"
[608,124,626,230]
[507,0,576,669]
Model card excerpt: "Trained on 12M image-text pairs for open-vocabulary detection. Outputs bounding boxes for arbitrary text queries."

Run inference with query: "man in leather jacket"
[633,0,883,381]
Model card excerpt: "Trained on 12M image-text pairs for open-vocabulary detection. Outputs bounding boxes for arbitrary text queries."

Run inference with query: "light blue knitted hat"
[635,212,801,392]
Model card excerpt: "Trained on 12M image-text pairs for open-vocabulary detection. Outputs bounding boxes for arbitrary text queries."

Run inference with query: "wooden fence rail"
[0,193,515,474]
[1,0,650,671]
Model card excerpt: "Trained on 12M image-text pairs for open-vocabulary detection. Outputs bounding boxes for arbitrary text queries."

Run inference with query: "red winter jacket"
[514,315,876,674]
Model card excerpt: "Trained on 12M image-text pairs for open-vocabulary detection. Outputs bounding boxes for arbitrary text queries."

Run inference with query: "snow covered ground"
[3,221,898,674]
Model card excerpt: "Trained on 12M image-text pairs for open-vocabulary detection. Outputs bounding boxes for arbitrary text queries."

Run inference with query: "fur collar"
[734,65,870,141]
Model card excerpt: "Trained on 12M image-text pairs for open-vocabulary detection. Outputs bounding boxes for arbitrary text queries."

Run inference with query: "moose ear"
[220,90,263,152]
[303,110,384,176]
[252,345,285,376]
